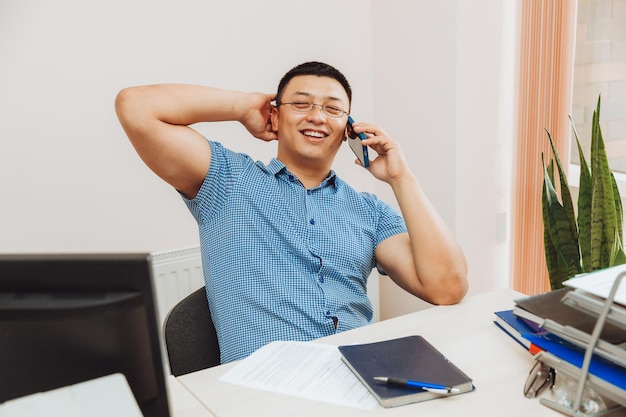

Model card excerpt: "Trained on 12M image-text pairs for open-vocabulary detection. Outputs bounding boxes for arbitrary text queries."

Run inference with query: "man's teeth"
[303,131,325,138]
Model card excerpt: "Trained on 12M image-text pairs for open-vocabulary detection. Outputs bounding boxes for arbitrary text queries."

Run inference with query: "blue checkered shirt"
[183,141,407,363]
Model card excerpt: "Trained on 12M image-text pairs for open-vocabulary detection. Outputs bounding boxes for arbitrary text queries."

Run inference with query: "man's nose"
[307,104,327,121]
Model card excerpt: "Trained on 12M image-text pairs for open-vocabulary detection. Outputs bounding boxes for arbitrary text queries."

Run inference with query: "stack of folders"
[494,267,626,409]
[493,309,547,354]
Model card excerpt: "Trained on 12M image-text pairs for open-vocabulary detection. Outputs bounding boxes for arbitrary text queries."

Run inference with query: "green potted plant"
[541,95,626,290]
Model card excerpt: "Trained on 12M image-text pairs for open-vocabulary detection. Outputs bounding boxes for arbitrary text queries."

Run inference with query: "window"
[571,0,626,173]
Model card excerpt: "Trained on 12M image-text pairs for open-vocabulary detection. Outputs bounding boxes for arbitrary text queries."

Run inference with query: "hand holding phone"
[347,116,369,168]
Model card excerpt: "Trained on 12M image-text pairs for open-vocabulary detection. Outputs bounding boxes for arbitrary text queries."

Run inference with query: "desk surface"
[176,288,626,417]
[167,376,215,417]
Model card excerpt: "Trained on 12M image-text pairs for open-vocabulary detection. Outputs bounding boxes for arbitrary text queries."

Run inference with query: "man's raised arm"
[353,121,469,305]
[115,84,276,198]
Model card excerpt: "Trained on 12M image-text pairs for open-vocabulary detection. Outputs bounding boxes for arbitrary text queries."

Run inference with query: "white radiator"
[149,245,205,326]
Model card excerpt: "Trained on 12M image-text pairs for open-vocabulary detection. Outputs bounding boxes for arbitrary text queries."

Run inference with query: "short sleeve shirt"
[182,141,407,363]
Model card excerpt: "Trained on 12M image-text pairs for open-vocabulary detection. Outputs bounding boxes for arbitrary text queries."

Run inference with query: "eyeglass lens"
[524,361,556,398]
[281,102,346,118]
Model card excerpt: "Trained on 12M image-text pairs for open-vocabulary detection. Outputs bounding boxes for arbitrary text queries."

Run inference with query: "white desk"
[175,288,626,417]
[167,376,215,417]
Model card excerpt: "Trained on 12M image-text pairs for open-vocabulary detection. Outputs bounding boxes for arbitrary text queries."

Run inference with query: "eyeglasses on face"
[524,361,556,398]
[277,101,348,118]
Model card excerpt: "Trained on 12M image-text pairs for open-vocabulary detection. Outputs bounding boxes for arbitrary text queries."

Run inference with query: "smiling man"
[115,61,468,363]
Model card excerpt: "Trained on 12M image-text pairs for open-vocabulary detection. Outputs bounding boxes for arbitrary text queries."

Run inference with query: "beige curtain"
[512,0,578,295]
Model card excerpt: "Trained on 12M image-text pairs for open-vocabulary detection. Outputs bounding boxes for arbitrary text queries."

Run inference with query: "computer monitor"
[0,253,170,417]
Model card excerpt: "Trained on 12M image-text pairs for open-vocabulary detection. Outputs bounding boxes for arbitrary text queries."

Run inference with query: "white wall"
[371,0,517,317]
[0,0,374,253]
[1,0,517,318]
[455,0,518,295]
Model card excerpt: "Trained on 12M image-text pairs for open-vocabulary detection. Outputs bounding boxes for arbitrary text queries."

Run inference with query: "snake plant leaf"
[604,96,624,242]
[610,227,626,266]
[615,245,626,265]
[612,173,623,242]
[591,174,609,271]
[541,94,624,289]
[542,158,565,288]
[570,117,592,272]
[541,154,581,288]
[590,96,620,270]
[545,129,579,245]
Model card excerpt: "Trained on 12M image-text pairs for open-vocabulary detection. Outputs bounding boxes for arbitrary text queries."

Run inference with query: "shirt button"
[309,218,315,225]
[307,190,312,195]
[319,275,324,283]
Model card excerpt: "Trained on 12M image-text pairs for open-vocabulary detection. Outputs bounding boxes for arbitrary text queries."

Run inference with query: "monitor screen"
[0,253,170,417]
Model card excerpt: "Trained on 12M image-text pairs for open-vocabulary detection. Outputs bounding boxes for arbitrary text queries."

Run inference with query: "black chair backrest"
[163,287,220,376]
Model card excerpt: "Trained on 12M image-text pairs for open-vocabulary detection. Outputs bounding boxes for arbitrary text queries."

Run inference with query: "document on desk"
[219,341,378,410]
[564,265,626,305]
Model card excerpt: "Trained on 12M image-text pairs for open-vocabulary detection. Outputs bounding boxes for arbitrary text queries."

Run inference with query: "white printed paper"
[219,341,377,410]
[564,265,626,306]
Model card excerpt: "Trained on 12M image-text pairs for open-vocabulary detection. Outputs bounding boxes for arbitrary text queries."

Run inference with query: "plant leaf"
[590,95,620,269]
[542,157,564,288]
[541,154,581,288]
[541,94,626,289]
[610,227,626,266]
[545,129,579,247]
[570,117,592,271]
[611,174,623,244]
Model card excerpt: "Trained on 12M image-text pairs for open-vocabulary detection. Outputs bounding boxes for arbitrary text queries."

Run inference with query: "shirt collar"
[264,158,338,191]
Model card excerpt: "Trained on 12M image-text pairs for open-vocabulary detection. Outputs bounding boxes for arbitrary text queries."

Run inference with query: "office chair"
[163,287,220,376]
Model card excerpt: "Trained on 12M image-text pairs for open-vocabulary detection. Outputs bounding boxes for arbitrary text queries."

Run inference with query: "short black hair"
[276,61,352,108]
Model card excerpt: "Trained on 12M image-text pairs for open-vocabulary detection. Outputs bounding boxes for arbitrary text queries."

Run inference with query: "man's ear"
[346,122,357,139]
[270,107,279,132]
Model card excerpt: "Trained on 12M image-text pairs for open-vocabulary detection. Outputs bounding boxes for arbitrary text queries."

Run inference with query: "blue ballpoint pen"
[374,376,460,394]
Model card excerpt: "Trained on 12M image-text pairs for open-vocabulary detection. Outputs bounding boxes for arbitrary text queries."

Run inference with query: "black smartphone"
[347,116,369,168]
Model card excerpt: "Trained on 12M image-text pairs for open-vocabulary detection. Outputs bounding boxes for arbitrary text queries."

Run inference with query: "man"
[115,61,468,363]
